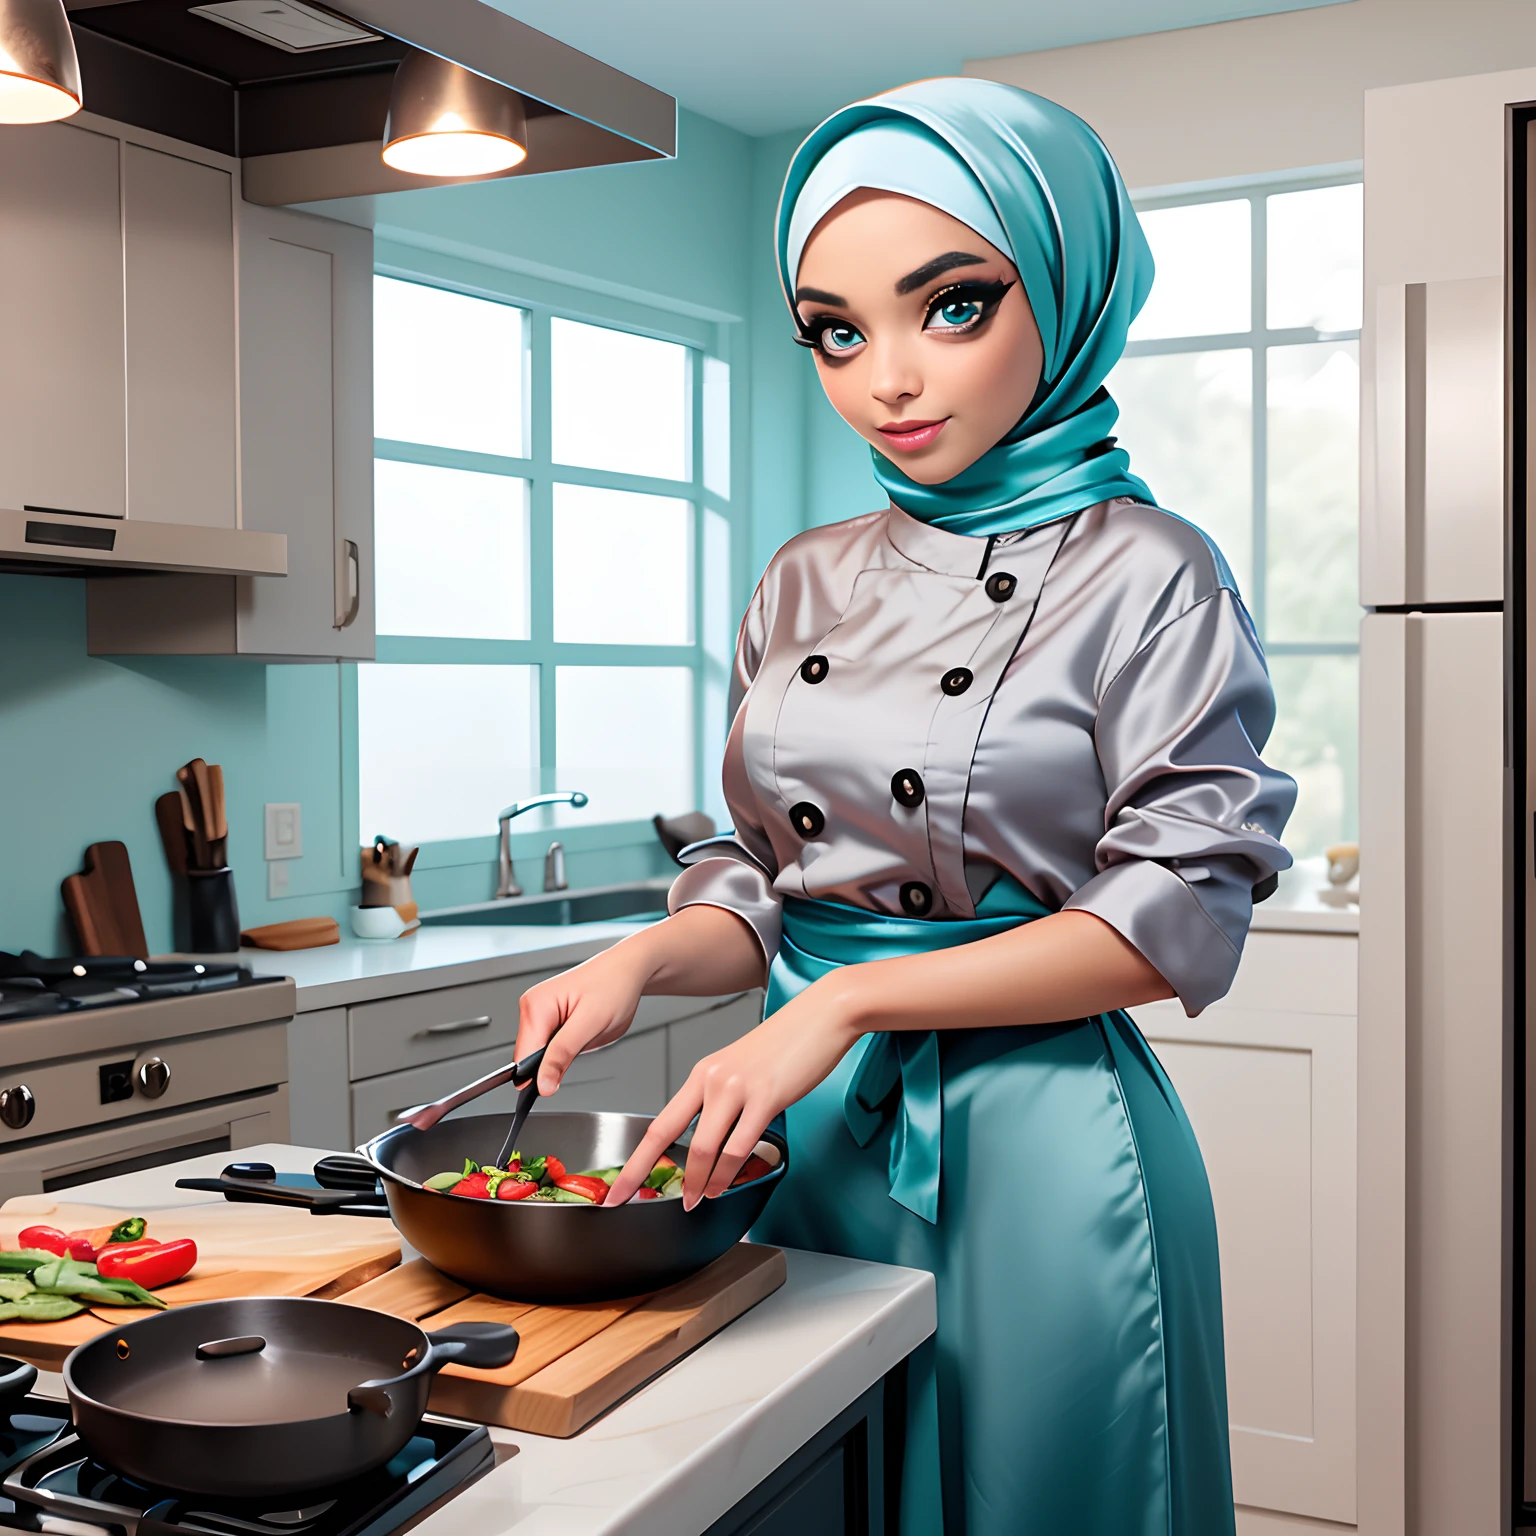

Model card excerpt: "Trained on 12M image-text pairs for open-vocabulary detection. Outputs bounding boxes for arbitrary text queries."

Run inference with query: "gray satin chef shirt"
[669,498,1296,1016]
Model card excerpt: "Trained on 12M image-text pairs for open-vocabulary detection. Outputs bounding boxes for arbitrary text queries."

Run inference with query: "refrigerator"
[1358,64,1536,1536]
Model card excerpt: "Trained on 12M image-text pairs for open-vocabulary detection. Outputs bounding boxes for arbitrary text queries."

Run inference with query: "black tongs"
[396,1041,552,1170]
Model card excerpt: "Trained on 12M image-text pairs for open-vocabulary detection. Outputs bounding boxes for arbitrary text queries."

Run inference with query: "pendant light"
[382,49,527,178]
[0,0,81,124]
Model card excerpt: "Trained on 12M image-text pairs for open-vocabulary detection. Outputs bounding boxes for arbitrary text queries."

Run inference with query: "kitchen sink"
[420,879,672,928]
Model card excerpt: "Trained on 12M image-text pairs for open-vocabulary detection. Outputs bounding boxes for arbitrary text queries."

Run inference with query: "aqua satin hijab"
[777,78,1157,537]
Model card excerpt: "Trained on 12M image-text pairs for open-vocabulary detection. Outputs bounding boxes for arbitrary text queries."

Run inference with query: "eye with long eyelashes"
[922,279,1015,335]
[796,315,867,357]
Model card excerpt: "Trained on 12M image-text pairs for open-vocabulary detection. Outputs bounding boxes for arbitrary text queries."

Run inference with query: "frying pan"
[360,1110,788,1303]
[63,1297,518,1497]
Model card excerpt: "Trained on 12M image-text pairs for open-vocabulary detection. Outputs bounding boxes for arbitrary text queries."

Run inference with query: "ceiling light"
[382,49,527,178]
[0,0,81,124]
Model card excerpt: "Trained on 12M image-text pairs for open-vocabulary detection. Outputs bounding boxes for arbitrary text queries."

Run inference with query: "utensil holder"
[187,867,241,953]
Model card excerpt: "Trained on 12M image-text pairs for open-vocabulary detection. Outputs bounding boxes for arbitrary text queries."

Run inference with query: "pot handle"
[348,1322,519,1416]
[0,1356,37,1407]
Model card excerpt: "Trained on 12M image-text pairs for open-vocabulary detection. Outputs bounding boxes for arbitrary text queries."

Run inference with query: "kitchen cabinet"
[87,195,375,660]
[0,121,127,523]
[1133,928,1358,1533]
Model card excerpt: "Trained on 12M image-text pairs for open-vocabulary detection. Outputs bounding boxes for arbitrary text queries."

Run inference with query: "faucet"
[496,792,587,898]
[544,841,567,893]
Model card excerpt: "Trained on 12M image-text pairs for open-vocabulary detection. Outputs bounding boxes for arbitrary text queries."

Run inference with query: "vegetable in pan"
[423,1150,774,1204]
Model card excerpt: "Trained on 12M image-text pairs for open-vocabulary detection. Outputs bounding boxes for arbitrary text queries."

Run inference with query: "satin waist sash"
[769,890,1052,1223]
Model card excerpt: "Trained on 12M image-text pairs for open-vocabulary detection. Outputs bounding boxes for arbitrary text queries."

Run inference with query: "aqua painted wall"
[0,106,830,957]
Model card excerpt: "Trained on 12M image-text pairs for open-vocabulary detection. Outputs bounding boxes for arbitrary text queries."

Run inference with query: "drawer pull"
[420,1015,493,1037]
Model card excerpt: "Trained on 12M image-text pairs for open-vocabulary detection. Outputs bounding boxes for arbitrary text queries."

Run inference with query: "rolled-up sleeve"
[666,579,785,966]
[1064,589,1296,1015]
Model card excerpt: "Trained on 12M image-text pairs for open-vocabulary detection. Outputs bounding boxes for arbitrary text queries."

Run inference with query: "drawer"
[348,972,559,1081]
[350,1028,667,1146]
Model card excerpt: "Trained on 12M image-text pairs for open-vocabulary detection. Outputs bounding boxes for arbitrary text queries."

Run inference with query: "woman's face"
[794,190,1044,484]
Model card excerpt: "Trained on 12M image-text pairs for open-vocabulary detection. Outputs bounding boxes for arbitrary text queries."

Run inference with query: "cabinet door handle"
[336,539,360,629]
[420,1015,493,1037]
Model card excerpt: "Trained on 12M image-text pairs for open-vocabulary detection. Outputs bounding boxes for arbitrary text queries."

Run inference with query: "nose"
[867,337,922,410]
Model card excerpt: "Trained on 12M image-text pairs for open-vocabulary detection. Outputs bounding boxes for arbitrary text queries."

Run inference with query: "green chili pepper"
[107,1217,147,1244]
[0,1249,64,1273]
[0,1293,84,1322]
[90,1276,166,1309]
[0,1275,35,1301]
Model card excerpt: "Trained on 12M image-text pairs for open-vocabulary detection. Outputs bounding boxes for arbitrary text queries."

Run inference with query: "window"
[361,274,732,857]
[1107,177,1362,863]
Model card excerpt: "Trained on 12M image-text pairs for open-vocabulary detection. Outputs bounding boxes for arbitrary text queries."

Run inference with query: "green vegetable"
[580,1168,622,1184]
[0,1293,84,1322]
[0,1275,35,1301]
[544,1186,594,1203]
[424,1171,463,1192]
[0,1249,65,1273]
[644,1165,684,1193]
[91,1276,166,1309]
[108,1217,146,1244]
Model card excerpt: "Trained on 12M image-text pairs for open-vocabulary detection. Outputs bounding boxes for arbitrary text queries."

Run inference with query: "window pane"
[1266,340,1360,643]
[555,667,693,824]
[373,277,526,457]
[550,318,690,480]
[1130,200,1251,341]
[374,461,529,640]
[1267,184,1363,332]
[703,355,730,499]
[358,664,538,845]
[1107,349,1254,598]
[1266,652,1358,861]
[552,483,693,645]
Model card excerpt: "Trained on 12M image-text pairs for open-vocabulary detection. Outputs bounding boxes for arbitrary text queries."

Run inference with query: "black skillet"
[63,1297,518,1497]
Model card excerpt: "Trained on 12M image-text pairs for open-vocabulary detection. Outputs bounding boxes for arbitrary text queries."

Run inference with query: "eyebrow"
[894,250,987,295]
[794,285,847,306]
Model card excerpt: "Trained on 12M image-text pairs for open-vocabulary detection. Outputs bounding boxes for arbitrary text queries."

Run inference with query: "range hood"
[62,0,677,202]
[0,508,285,579]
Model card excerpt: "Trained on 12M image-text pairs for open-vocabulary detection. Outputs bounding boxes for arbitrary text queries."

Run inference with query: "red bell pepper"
[554,1174,609,1204]
[16,1226,68,1256]
[94,1238,161,1264]
[543,1156,567,1184]
[629,1187,660,1202]
[731,1155,773,1188]
[98,1237,197,1288]
[450,1172,492,1198]
[496,1177,539,1200]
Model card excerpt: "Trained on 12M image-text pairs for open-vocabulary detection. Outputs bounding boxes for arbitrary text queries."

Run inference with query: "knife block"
[360,838,419,932]
[187,867,241,953]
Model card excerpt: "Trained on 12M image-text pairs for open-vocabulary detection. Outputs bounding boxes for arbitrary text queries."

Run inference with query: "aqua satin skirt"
[750,895,1236,1536]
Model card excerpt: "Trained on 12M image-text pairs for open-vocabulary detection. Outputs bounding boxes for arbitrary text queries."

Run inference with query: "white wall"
[965,0,1536,189]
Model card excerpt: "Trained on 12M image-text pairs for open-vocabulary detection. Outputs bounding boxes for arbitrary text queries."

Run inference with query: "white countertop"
[28,1144,937,1536]
[1250,855,1359,935]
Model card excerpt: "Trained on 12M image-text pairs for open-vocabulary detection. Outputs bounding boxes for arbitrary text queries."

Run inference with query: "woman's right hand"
[514,946,650,1096]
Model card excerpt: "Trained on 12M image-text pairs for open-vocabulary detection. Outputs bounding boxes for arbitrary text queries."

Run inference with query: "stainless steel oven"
[0,976,296,1202]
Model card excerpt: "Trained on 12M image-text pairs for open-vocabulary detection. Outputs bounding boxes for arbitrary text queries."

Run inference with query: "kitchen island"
[18,1144,936,1536]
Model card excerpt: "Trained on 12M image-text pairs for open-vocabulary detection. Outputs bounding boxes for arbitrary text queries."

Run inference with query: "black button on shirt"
[899,881,934,916]
[800,655,829,684]
[789,801,825,838]
[941,667,974,696]
[984,572,1017,603]
[891,770,925,808]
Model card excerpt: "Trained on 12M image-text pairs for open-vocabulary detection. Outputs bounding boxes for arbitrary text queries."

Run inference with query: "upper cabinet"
[0,111,372,660]
[0,122,128,523]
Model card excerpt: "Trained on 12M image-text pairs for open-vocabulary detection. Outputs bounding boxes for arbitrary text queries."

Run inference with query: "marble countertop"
[30,1144,937,1536]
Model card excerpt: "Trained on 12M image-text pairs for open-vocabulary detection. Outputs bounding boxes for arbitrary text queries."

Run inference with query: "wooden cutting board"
[61,841,148,959]
[0,1196,400,1367]
[343,1243,786,1438]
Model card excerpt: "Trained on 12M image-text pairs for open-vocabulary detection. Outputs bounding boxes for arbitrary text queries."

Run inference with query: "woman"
[515,77,1295,1535]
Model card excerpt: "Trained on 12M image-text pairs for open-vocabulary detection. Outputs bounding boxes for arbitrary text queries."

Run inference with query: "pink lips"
[877,419,947,453]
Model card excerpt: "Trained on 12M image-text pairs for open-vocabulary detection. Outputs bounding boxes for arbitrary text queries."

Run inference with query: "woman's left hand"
[603,978,861,1208]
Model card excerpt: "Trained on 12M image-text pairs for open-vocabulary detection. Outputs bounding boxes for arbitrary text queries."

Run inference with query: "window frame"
[347,242,746,877]
[1124,168,1363,846]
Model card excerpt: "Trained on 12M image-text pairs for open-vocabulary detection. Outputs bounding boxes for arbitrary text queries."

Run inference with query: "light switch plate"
[264,802,302,861]
[268,861,290,900]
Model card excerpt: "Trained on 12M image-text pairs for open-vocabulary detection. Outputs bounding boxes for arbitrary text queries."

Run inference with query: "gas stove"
[0,1395,498,1536]
[0,953,279,1023]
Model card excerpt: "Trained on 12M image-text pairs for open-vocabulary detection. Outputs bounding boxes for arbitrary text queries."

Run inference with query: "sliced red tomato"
[98,1237,197,1288]
[16,1226,68,1256]
[731,1155,773,1188]
[630,1187,660,1202]
[554,1175,609,1204]
[496,1177,539,1200]
[450,1173,492,1198]
[543,1156,567,1184]
[504,1157,521,1174]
